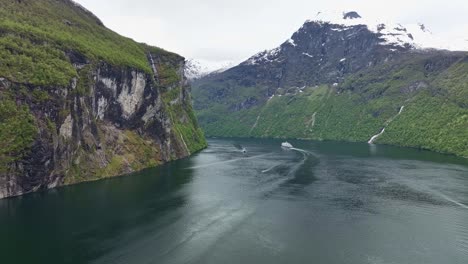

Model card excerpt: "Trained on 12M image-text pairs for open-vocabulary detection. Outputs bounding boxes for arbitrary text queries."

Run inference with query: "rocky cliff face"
[239,20,405,88]
[0,0,206,198]
[0,50,206,199]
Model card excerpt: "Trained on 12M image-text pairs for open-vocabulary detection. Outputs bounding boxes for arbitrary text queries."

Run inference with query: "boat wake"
[437,192,468,210]
[262,165,278,173]
[290,147,313,156]
[186,153,272,170]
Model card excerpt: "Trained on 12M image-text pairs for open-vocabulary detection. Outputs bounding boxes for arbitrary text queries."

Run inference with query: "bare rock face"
[343,11,361,20]
[0,51,206,199]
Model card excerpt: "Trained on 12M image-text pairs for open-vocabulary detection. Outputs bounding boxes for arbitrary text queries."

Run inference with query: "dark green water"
[1,138,468,264]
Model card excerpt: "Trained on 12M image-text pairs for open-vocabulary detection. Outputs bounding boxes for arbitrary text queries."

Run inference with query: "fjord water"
[1,139,468,264]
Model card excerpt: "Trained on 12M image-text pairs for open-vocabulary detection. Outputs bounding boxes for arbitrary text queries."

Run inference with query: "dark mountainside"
[0,0,206,198]
[192,12,468,157]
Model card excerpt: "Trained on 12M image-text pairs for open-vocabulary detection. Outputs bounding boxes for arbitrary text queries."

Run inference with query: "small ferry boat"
[281,142,293,148]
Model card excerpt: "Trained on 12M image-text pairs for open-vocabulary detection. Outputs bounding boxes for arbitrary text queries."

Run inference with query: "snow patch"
[185,59,236,80]
[245,47,282,65]
[286,38,297,47]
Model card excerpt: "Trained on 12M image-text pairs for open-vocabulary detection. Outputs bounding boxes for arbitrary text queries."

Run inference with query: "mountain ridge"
[192,10,468,157]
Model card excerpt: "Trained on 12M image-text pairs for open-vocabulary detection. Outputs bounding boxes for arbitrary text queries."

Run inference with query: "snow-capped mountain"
[191,10,468,157]
[185,59,235,80]
[193,9,467,108]
[311,11,467,51]
[245,11,467,66]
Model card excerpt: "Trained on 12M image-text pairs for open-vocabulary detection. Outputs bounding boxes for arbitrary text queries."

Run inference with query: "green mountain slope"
[0,0,162,85]
[193,53,468,157]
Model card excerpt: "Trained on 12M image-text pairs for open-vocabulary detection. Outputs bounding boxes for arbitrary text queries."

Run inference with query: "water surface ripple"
[1,138,467,264]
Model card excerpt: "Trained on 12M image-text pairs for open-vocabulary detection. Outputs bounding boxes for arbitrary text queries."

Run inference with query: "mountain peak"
[309,10,368,26]
[302,10,467,51]
[343,11,362,20]
[243,10,467,67]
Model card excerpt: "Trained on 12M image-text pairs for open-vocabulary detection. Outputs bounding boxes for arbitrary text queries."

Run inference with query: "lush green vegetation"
[0,0,180,86]
[158,64,181,87]
[0,96,36,169]
[162,87,207,154]
[65,129,163,184]
[194,55,468,157]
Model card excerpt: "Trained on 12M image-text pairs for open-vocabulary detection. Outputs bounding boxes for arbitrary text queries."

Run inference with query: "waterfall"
[249,115,261,134]
[306,112,317,132]
[148,53,158,78]
[398,106,405,114]
[368,106,404,144]
[368,128,385,144]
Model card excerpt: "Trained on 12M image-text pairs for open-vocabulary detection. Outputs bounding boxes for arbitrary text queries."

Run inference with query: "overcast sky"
[75,0,468,68]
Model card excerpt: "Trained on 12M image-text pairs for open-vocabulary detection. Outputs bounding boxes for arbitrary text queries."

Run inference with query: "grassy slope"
[0,94,36,169]
[380,61,468,156]
[161,76,207,155]
[194,55,468,157]
[0,0,173,86]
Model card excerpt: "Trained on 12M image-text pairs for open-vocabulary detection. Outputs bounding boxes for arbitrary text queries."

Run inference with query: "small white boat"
[281,142,293,148]
[242,148,247,153]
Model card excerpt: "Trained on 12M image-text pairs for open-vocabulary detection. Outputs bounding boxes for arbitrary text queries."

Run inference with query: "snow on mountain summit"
[244,10,467,66]
[185,59,235,80]
[309,11,467,51]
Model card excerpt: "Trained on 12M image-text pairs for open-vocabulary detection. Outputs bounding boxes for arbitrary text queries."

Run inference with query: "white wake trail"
[437,192,468,210]
[290,147,317,158]
[262,147,314,174]
[186,153,272,170]
[262,165,278,173]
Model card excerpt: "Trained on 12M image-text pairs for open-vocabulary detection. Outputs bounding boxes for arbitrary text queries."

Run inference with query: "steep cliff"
[192,11,467,157]
[0,0,206,198]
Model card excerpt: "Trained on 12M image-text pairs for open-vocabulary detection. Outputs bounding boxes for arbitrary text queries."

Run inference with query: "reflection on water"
[0,138,467,264]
